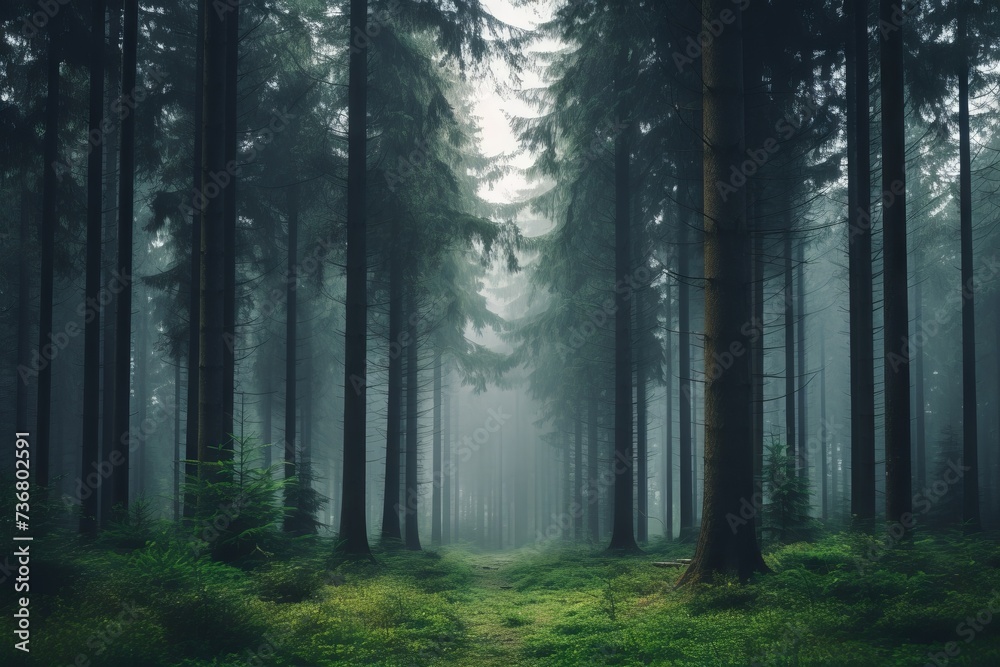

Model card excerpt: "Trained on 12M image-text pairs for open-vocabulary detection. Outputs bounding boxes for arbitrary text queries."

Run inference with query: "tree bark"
[381,229,404,543]
[185,0,206,518]
[404,288,421,550]
[36,16,61,491]
[81,0,106,535]
[784,234,796,464]
[222,0,239,444]
[198,0,229,469]
[678,215,693,536]
[608,39,638,553]
[588,389,600,542]
[847,0,876,523]
[442,361,451,544]
[432,350,443,545]
[338,0,372,557]
[112,0,138,513]
[880,0,912,526]
[283,182,299,531]
[680,0,767,583]
[957,11,979,531]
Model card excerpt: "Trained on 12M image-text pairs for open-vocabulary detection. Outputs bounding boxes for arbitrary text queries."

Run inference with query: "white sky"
[474,0,555,206]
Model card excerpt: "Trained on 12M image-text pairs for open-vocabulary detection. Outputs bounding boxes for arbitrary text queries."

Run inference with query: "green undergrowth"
[3,529,999,666]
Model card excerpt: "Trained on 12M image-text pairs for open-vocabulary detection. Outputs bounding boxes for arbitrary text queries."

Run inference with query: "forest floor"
[5,529,1000,666]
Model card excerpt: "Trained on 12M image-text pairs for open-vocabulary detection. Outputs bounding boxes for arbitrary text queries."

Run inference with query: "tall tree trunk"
[283,183,299,532]
[261,346,272,469]
[81,0,107,535]
[36,17,61,491]
[680,0,767,583]
[678,216,693,536]
[574,412,583,540]
[846,0,876,523]
[100,0,121,527]
[914,279,925,489]
[664,296,674,540]
[338,0,372,557]
[134,287,148,498]
[442,362,451,544]
[17,190,31,433]
[797,244,807,481]
[820,334,828,519]
[174,362,182,520]
[784,234,796,464]
[112,0,138,514]
[880,0,912,526]
[222,0,239,443]
[381,230,404,543]
[608,39,637,553]
[198,0,229,468]
[588,390,600,542]
[432,350,443,545]
[404,289,421,550]
[185,0,206,518]
[957,13,979,531]
[635,288,648,544]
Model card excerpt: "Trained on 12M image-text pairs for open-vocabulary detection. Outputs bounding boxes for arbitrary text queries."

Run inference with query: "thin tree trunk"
[36,17,61,491]
[574,413,583,540]
[381,230,404,543]
[680,0,767,583]
[608,40,636,553]
[432,350,442,545]
[678,216,693,536]
[820,334,828,520]
[222,0,239,443]
[880,0,912,526]
[846,0,876,525]
[404,288,421,550]
[636,293,648,544]
[261,347,272,469]
[588,390,600,542]
[664,298,673,541]
[174,362,181,520]
[184,0,206,518]
[198,0,229,468]
[338,0,372,557]
[283,181,299,532]
[442,362,451,544]
[112,0,138,513]
[100,0,121,527]
[81,0,107,535]
[914,280,925,489]
[784,234,796,465]
[797,244,807,481]
[17,190,31,432]
[957,12,980,531]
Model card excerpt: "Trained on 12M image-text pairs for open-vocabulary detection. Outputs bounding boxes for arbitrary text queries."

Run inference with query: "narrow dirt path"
[448,554,529,665]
